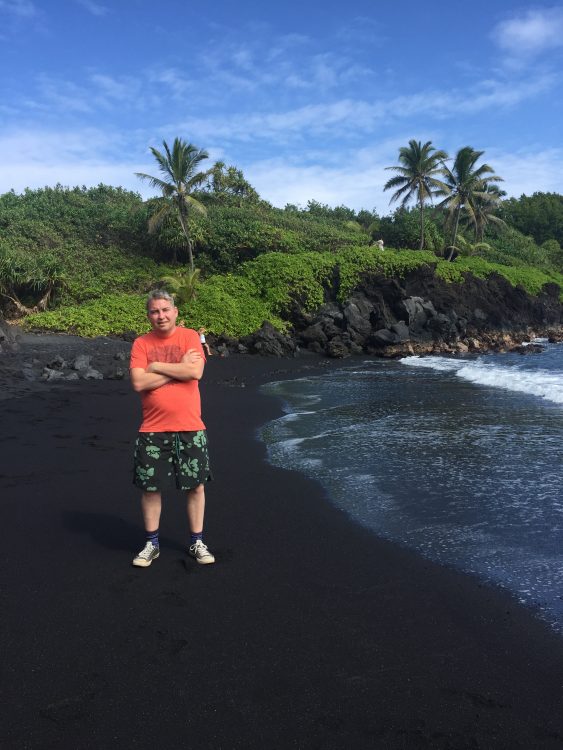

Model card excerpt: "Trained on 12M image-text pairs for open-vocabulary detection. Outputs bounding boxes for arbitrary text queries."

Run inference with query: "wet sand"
[3,353,563,749]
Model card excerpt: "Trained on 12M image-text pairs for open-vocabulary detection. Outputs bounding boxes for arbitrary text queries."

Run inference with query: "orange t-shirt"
[130,327,206,432]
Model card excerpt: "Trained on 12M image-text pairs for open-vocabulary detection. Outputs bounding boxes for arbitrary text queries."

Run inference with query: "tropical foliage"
[157,268,201,305]
[384,140,448,250]
[499,192,563,246]
[2,136,562,336]
[136,138,210,270]
[25,246,563,337]
[202,161,261,205]
[437,146,504,259]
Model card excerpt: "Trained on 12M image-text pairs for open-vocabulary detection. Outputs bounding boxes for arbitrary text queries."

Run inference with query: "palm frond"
[148,203,173,234]
[135,172,173,194]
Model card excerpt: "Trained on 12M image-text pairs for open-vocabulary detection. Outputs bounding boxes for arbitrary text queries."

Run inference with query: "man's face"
[147,298,178,336]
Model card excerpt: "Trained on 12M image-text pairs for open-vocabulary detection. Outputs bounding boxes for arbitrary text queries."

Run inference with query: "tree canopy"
[136,138,210,270]
[384,140,448,250]
[437,146,503,260]
[499,192,563,247]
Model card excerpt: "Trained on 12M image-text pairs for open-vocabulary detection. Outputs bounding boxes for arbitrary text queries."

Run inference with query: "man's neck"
[153,326,177,338]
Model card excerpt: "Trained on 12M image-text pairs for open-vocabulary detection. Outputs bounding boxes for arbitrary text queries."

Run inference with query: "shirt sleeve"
[130,338,148,370]
[185,329,206,361]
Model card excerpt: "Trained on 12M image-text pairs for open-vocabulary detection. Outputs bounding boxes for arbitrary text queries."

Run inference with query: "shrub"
[179,274,285,336]
[25,294,149,337]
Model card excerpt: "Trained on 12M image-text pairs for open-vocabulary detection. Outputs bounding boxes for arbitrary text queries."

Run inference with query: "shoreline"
[3,353,563,747]
[1,322,562,404]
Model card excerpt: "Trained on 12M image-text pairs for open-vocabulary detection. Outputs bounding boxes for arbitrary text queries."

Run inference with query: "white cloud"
[0,128,222,199]
[89,73,138,101]
[171,73,556,147]
[25,72,149,116]
[493,8,563,57]
[0,0,36,18]
[245,141,404,213]
[147,68,194,98]
[248,160,385,212]
[76,0,109,17]
[488,146,563,197]
[2,125,563,214]
[244,142,563,214]
[0,128,138,194]
[35,76,94,113]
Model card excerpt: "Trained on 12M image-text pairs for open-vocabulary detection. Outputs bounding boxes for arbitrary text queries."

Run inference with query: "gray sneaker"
[188,539,215,565]
[132,541,160,567]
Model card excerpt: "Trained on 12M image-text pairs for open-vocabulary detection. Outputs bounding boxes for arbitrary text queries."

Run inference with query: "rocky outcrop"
[273,268,562,359]
[0,317,19,354]
[2,338,129,384]
[203,266,563,359]
[2,268,562,372]
[239,321,297,357]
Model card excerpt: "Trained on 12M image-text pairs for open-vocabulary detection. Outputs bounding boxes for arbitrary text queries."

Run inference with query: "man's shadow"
[62,510,184,552]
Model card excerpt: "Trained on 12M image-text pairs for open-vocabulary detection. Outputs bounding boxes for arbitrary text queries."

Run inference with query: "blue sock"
[190,531,203,546]
[146,529,159,548]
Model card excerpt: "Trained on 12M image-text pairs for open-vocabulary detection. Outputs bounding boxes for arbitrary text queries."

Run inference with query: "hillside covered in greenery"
[1,161,563,339]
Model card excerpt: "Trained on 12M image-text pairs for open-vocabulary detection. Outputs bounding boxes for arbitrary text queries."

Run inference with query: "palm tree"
[158,268,201,305]
[136,138,209,270]
[470,183,506,242]
[384,140,448,250]
[0,249,63,316]
[445,235,494,260]
[437,147,503,260]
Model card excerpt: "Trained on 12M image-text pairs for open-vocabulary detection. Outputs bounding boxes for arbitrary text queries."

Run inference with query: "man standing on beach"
[129,289,214,567]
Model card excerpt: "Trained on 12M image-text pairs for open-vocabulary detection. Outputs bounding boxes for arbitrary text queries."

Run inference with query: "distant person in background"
[129,290,215,568]
[198,326,212,357]
[375,239,384,251]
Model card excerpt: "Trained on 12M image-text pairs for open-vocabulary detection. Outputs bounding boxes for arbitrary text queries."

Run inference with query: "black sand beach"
[3,351,563,749]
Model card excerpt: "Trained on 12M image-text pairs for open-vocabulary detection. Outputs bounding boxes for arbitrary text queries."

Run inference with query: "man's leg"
[142,490,162,532]
[132,491,162,567]
[187,484,205,535]
[187,484,215,564]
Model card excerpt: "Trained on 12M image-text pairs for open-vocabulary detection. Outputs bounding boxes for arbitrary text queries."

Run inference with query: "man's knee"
[142,490,161,502]
[188,483,205,499]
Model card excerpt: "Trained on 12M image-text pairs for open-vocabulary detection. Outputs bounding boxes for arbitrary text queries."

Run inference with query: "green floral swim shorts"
[133,430,212,492]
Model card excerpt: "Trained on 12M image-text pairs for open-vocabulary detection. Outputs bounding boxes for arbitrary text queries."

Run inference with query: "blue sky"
[1,0,563,213]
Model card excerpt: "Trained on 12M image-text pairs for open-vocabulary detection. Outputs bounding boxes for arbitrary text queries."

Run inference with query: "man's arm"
[130,368,173,393]
[147,349,205,381]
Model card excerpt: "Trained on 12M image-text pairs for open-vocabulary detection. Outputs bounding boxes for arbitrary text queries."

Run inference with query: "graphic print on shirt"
[146,344,185,364]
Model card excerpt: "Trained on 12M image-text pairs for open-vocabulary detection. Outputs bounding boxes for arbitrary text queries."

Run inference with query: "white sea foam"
[400,356,563,405]
[278,410,315,422]
[276,437,306,450]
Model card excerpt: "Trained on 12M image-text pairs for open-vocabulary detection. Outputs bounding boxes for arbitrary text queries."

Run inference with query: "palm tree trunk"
[1,290,36,317]
[447,205,462,261]
[419,196,425,250]
[177,211,194,271]
[36,285,53,312]
[186,239,194,272]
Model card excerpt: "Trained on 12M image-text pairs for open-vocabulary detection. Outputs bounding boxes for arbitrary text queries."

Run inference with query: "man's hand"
[181,348,203,365]
[145,349,205,381]
[146,350,201,374]
[130,368,172,392]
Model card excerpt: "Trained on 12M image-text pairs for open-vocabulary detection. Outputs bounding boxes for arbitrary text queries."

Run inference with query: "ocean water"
[260,341,563,630]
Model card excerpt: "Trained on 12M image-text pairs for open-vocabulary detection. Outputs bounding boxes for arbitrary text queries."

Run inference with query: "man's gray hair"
[146,289,175,311]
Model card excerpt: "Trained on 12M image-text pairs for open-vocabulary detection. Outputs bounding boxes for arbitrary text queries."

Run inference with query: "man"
[129,289,214,567]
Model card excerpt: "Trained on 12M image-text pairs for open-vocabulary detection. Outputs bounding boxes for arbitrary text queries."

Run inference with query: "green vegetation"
[2,141,562,339]
[25,294,150,337]
[500,192,563,246]
[384,140,448,251]
[24,242,563,338]
[136,138,210,270]
[437,146,504,259]
[435,256,563,295]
